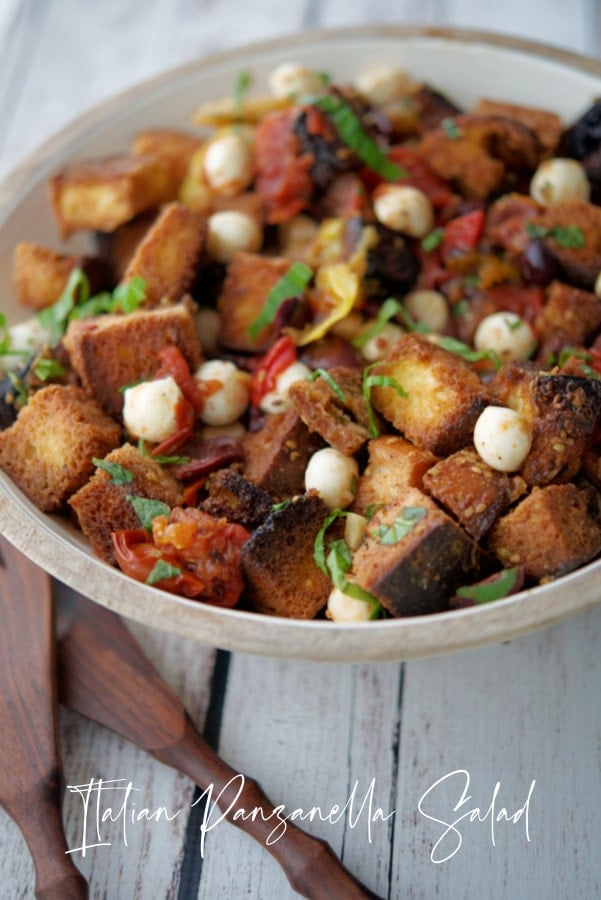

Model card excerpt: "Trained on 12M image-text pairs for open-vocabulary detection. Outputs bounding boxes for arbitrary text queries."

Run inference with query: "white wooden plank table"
[1,3,601,899]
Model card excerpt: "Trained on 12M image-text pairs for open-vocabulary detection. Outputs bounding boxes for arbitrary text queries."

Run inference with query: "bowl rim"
[2,23,601,663]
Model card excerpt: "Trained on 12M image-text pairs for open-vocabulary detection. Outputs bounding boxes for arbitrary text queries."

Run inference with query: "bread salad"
[2,60,601,623]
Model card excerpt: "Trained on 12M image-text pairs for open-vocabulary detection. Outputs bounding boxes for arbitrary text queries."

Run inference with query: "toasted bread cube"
[130,129,202,200]
[201,469,273,532]
[529,200,601,289]
[491,362,601,485]
[242,492,334,617]
[289,367,371,455]
[63,302,202,418]
[95,212,157,282]
[472,99,562,156]
[352,435,437,516]
[217,251,292,352]
[49,155,167,238]
[69,443,183,564]
[242,408,323,500]
[370,333,487,456]
[488,484,601,580]
[12,242,108,310]
[423,447,511,540]
[351,488,485,616]
[0,385,121,512]
[119,202,206,307]
[535,280,601,346]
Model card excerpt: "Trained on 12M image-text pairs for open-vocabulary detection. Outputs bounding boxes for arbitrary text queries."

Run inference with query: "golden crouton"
[217,251,294,352]
[488,483,601,580]
[423,447,511,540]
[242,492,334,618]
[289,366,371,455]
[63,301,202,418]
[0,385,121,512]
[351,487,485,616]
[130,129,202,200]
[49,154,167,238]
[120,202,206,307]
[95,212,157,282]
[473,99,562,156]
[12,242,108,310]
[530,200,601,289]
[242,408,323,500]
[370,333,487,456]
[535,280,601,346]
[69,443,183,564]
[352,435,437,516]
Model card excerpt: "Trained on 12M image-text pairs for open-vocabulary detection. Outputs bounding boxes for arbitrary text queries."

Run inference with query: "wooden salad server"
[56,584,383,900]
[0,535,88,899]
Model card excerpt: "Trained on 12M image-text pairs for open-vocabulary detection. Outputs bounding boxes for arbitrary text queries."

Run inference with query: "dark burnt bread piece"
[69,443,183,564]
[242,408,323,501]
[351,487,485,616]
[472,98,562,157]
[288,366,371,455]
[487,483,601,581]
[242,492,334,618]
[200,469,273,531]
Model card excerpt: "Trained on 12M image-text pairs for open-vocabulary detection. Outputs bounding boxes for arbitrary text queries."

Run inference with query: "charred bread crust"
[370,333,488,456]
[531,200,601,289]
[242,408,323,500]
[534,280,601,346]
[0,385,121,512]
[472,99,563,157]
[352,435,437,516]
[200,469,274,531]
[288,366,371,455]
[120,202,206,307]
[351,488,485,616]
[487,483,601,580]
[63,301,202,419]
[69,443,183,564]
[242,492,334,618]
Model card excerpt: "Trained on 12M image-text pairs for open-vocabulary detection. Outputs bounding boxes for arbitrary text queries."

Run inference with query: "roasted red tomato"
[250,335,298,406]
[443,208,485,256]
[254,109,314,223]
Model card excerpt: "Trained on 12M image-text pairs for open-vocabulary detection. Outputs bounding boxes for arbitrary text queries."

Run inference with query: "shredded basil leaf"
[452,299,470,319]
[525,221,585,249]
[0,313,10,355]
[271,500,291,512]
[126,495,171,530]
[112,277,147,313]
[421,228,445,252]
[37,268,91,346]
[362,365,408,438]
[436,335,501,371]
[372,506,426,545]
[305,93,406,181]
[146,559,182,586]
[33,358,66,381]
[365,502,385,521]
[455,567,520,604]
[314,509,381,610]
[93,458,134,486]
[352,298,403,349]
[310,368,346,401]
[395,304,430,334]
[248,261,313,339]
[7,372,28,405]
[442,117,463,139]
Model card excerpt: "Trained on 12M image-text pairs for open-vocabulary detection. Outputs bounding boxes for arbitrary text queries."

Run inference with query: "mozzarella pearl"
[360,322,405,362]
[195,359,250,426]
[203,133,254,196]
[326,586,377,623]
[259,361,312,414]
[354,64,411,106]
[267,62,324,99]
[2,316,51,371]
[530,158,590,206]
[404,290,449,334]
[372,185,434,238]
[123,376,183,444]
[196,307,221,355]
[473,406,532,472]
[344,512,367,551]
[305,447,359,509]
[474,311,536,362]
[206,210,262,263]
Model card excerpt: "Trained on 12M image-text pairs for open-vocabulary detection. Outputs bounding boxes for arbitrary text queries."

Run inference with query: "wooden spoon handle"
[0,536,88,900]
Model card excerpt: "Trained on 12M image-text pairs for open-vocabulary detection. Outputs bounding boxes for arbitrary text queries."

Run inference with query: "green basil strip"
[248,261,313,339]
[126,495,171,530]
[310,368,346,401]
[307,94,406,181]
[436,335,501,372]
[352,298,403,349]
[362,367,408,438]
[92,459,134,486]
[421,227,445,252]
[37,268,91,347]
[146,559,182,586]
[313,509,382,610]
[0,313,10,355]
[372,506,426,545]
[233,69,252,113]
[33,358,66,381]
[455,567,520,604]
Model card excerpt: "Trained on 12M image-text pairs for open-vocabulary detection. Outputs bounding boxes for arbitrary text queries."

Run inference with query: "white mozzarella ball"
[206,210,262,263]
[474,311,536,362]
[1,317,51,371]
[360,322,405,362]
[196,307,221,355]
[123,376,183,444]
[404,290,449,334]
[530,158,590,205]
[372,185,434,238]
[354,64,411,106]
[195,359,250,426]
[326,586,377,623]
[203,133,254,196]
[344,512,367,551]
[267,62,324,99]
[259,361,312,414]
[305,447,359,509]
[473,406,532,472]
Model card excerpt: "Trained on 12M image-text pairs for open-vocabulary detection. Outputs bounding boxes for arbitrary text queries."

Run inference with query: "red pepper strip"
[151,397,195,457]
[250,335,297,406]
[182,478,206,507]
[155,345,221,413]
[112,529,207,598]
[442,209,485,257]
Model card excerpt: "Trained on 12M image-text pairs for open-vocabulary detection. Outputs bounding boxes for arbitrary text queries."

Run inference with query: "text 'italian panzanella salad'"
[2,60,601,622]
